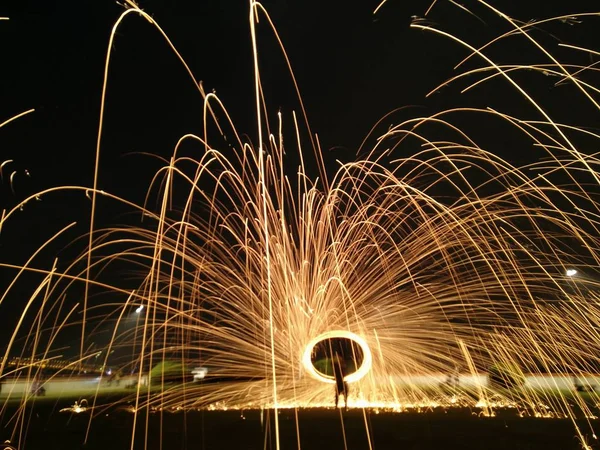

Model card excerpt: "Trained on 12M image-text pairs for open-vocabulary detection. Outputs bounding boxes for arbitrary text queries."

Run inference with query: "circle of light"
[302,330,372,384]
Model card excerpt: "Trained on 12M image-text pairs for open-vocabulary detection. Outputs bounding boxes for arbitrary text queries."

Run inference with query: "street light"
[566,269,578,277]
[135,305,144,314]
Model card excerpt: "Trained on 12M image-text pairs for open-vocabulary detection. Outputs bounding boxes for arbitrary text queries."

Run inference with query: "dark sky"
[1,0,599,203]
[1,0,600,350]
[1,0,448,199]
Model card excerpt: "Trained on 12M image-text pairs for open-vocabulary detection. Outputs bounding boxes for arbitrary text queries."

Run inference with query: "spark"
[9,171,17,194]
[60,399,89,414]
[0,159,12,180]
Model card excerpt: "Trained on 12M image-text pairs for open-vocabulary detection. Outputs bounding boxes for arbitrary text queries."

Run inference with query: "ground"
[1,394,599,450]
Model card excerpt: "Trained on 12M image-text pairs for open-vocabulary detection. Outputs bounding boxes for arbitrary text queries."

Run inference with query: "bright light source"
[192,367,208,381]
[302,330,372,384]
[135,306,144,314]
[566,269,578,277]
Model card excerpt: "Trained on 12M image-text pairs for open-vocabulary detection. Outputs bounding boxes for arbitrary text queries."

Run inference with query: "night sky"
[2,1,597,199]
[1,0,600,349]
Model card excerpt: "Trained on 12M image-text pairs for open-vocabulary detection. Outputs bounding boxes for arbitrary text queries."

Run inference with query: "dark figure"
[333,355,349,410]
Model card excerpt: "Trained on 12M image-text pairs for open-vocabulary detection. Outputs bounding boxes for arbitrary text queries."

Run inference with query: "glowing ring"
[302,330,372,384]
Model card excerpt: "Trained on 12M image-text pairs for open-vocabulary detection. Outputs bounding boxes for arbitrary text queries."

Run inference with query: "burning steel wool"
[2,1,600,449]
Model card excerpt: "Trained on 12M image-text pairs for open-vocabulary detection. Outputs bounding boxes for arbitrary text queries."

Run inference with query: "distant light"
[566,269,578,277]
[192,367,208,381]
[135,306,144,314]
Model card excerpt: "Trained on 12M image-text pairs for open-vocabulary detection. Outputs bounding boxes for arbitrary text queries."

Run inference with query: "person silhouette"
[333,353,349,410]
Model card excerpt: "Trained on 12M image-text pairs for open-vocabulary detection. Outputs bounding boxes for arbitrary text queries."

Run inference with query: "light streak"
[302,331,372,384]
